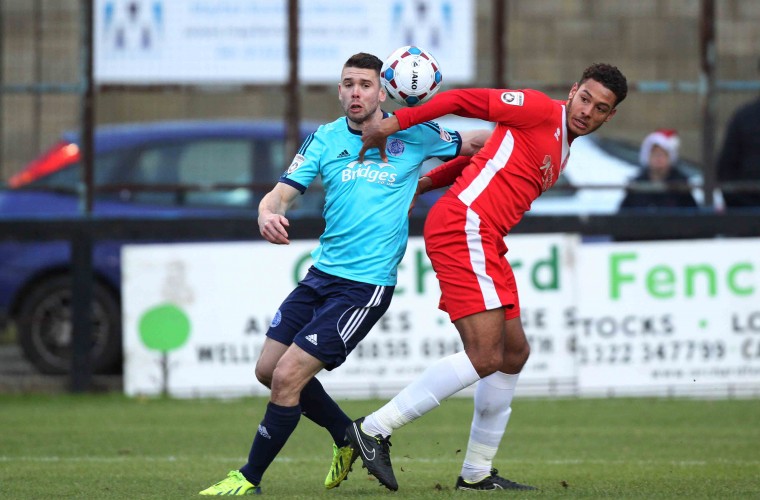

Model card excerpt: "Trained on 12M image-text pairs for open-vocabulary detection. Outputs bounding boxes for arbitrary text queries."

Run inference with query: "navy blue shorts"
[267,266,394,370]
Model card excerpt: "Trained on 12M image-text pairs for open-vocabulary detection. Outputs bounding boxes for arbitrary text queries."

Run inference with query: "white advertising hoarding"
[317,233,579,397]
[123,236,760,399]
[95,0,475,84]
[122,234,578,398]
[575,239,760,397]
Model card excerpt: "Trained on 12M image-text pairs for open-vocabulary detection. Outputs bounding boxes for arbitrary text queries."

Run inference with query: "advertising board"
[95,0,475,84]
[122,234,578,397]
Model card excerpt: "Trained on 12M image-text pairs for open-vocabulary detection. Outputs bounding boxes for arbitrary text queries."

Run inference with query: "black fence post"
[699,0,717,208]
[70,229,93,392]
[70,0,95,392]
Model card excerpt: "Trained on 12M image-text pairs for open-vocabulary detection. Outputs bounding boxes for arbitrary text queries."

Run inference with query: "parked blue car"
[0,120,320,374]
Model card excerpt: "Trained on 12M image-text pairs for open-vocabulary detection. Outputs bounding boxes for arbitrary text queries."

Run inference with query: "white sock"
[362,351,480,437]
[460,371,519,483]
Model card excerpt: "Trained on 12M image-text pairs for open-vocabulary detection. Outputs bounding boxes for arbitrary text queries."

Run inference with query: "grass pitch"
[1,394,758,499]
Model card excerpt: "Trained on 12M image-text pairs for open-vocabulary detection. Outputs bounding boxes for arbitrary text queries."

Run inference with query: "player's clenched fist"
[258,212,290,245]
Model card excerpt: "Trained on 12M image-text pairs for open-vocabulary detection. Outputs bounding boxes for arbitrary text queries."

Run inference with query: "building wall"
[1,0,758,178]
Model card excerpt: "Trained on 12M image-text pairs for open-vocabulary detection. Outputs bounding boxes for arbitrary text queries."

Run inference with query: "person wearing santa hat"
[618,128,699,210]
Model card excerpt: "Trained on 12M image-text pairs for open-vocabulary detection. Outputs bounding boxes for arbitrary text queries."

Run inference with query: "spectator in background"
[716,71,760,208]
[618,129,698,210]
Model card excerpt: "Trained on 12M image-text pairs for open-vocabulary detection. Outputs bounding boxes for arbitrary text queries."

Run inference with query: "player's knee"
[270,364,304,404]
[469,348,505,377]
[517,342,531,368]
[504,339,530,372]
[254,363,273,388]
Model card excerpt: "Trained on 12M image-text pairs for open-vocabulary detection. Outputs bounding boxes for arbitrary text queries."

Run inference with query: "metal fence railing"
[3,1,760,200]
[1,0,759,393]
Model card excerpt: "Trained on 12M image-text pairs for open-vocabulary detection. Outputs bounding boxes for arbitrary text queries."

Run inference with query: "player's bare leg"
[231,344,324,488]
[500,316,531,373]
[455,308,510,376]
[351,310,509,489]
[457,316,536,490]
[269,344,325,405]
[268,345,359,489]
[254,337,289,388]
[202,344,324,494]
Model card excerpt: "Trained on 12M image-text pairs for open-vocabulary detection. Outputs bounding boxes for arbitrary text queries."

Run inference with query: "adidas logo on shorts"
[305,334,318,345]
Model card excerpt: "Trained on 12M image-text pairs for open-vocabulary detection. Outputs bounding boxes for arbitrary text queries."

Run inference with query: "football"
[381,45,443,106]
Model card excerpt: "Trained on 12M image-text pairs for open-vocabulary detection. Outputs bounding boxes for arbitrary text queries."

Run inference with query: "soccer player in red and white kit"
[346,63,628,491]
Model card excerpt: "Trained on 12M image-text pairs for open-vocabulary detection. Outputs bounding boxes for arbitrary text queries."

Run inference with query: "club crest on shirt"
[500,91,525,106]
[387,138,405,157]
[287,154,305,174]
[540,155,554,192]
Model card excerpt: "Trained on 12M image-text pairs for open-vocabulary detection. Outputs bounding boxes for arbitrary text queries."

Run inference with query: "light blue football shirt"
[280,113,462,286]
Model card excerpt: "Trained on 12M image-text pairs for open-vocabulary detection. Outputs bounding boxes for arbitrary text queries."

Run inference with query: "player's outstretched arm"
[258,183,300,245]
[359,115,401,163]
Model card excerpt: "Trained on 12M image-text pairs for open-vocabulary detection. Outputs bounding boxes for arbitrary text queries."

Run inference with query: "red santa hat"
[639,128,680,166]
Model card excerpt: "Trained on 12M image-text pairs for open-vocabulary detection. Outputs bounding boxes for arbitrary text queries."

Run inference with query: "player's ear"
[379,85,387,103]
[567,82,579,101]
[604,107,618,122]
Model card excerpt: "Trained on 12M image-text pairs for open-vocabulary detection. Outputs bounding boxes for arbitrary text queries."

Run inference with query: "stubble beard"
[345,102,378,126]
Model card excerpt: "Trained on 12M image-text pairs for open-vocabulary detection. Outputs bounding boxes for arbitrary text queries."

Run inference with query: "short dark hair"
[580,63,628,107]
[344,53,383,75]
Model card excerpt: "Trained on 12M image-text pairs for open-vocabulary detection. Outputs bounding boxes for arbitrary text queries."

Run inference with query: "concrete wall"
[1,0,758,178]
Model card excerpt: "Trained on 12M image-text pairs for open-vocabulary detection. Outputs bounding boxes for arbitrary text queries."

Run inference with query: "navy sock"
[300,378,352,447]
[240,402,301,485]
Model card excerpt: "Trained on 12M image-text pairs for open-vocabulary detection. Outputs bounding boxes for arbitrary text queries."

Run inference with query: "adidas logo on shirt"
[305,334,318,345]
[337,149,350,158]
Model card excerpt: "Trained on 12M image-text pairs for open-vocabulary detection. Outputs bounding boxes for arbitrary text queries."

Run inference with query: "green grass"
[1,395,759,499]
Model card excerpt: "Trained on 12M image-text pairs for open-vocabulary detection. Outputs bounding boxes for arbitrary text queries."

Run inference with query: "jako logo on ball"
[381,46,442,106]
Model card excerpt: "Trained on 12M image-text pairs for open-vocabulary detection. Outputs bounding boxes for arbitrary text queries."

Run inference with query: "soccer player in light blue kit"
[200,52,488,495]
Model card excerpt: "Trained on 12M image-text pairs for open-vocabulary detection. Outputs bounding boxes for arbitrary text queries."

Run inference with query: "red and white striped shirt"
[395,88,571,235]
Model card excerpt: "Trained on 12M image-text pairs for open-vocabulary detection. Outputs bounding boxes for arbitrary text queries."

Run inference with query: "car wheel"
[16,275,122,375]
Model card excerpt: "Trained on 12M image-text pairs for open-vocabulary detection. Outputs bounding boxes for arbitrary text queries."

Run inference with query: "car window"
[120,144,181,205]
[123,139,254,207]
[262,138,286,180]
[177,140,251,185]
[22,129,326,215]
[179,139,254,207]
[131,145,180,185]
[255,137,325,214]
